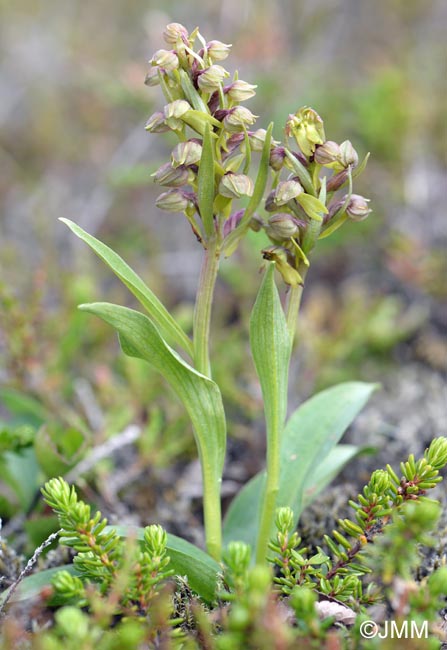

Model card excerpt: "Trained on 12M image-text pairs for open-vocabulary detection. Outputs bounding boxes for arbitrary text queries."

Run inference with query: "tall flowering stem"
[146,23,372,563]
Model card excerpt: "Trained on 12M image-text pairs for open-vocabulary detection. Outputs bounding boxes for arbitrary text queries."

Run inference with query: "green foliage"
[269,437,447,606]
[223,382,376,550]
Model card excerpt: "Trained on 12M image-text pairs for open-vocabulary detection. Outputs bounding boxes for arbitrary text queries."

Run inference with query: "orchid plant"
[54,22,375,597]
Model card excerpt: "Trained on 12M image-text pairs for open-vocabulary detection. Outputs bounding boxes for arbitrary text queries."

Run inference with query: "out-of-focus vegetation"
[0,0,445,539]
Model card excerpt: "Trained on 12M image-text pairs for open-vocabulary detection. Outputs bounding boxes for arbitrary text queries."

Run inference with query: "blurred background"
[0,0,446,544]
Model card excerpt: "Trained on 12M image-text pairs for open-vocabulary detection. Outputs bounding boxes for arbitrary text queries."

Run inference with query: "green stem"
[201,452,222,561]
[193,242,222,560]
[193,243,220,377]
[285,282,304,344]
[256,417,281,564]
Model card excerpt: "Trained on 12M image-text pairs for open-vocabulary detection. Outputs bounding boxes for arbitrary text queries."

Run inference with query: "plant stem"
[193,243,220,377]
[255,419,281,564]
[202,455,222,562]
[285,265,308,344]
[193,241,222,560]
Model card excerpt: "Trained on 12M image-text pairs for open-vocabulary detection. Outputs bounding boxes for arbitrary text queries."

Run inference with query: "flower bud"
[285,107,325,158]
[164,100,191,120]
[144,67,160,87]
[314,140,341,165]
[171,140,202,168]
[262,246,303,287]
[219,172,254,199]
[325,199,344,223]
[338,140,359,168]
[206,40,232,62]
[223,209,244,237]
[225,80,257,102]
[345,194,372,221]
[269,146,286,171]
[225,132,245,154]
[266,214,300,241]
[326,168,349,192]
[222,106,258,132]
[248,128,267,152]
[145,111,169,133]
[150,49,179,72]
[273,179,303,206]
[155,189,193,212]
[152,162,194,187]
[197,65,230,92]
[163,23,189,46]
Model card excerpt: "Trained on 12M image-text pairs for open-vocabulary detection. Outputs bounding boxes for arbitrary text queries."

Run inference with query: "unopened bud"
[266,214,300,241]
[223,209,245,237]
[164,100,191,120]
[314,141,341,165]
[171,140,202,168]
[273,179,303,206]
[163,23,189,46]
[219,172,254,199]
[152,162,194,187]
[144,67,160,87]
[151,49,179,72]
[338,140,359,168]
[197,65,229,92]
[285,107,325,158]
[345,194,372,221]
[326,168,349,192]
[248,129,267,152]
[222,106,258,132]
[155,189,193,212]
[225,80,257,102]
[145,111,169,133]
[206,40,232,62]
[269,146,286,171]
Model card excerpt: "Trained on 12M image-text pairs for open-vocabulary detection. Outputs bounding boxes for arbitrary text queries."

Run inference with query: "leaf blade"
[197,123,216,239]
[60,218,193,357]
[79,302,226,477]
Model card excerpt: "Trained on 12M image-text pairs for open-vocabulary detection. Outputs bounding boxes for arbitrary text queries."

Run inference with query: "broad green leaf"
[249,263,291,561]
[197,123,216,238]
[223,382,377,549]
[301,444,359,508]
[223,122,273,256]
[0,448,40,510]
[250,264,291,450]
[79,303,226,478]
[223,472,265,547]
[278,381,377,526]
[296,193,328,221]
[60,218,193,357]
[2,529,220,605]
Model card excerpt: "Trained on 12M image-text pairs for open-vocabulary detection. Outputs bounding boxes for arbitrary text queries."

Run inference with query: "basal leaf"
[223,382,377,549]
[279,381,378,526]
[301,443,360,508]
[78,303,226,478]
[60,219,193,357]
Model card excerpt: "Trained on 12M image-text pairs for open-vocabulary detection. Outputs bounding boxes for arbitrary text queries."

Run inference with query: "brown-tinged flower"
[171,140,203,168]
[156,189,194,212]
[152,162,194,187]
[150,49,179,72]
[314,141,341,165]
[225,80,257,102]
[163,23,189,46]
[206,40,232,62]
[345,194,372,221]
[197,65,230,92]
[266,214,300,240]
[145,111,170,133]
[219,172,254,198]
